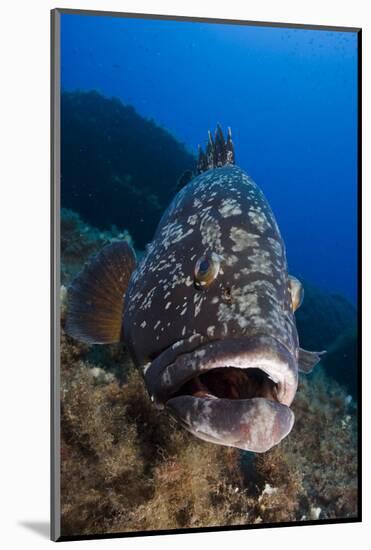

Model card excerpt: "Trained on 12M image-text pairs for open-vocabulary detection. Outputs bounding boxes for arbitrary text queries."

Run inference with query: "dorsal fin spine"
[196,125,235,174]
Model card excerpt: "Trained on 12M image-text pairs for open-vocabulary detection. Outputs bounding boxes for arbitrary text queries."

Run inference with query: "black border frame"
[51,8,362,542]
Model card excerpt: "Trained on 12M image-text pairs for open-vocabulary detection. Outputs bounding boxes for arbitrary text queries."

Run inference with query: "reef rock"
[61,208,134,285]
[321,326,358,398]
[295,282,356,351]
[295,282,357,397]
[61,91,196,248]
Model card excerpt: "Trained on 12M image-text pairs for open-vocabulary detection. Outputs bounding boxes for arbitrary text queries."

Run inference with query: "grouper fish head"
[66,126,324,453]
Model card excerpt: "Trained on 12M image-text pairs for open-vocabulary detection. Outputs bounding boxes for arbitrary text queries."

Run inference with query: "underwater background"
[58,12,359,536]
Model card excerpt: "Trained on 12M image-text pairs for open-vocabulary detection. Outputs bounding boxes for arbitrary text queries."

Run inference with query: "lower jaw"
[166,394,295,453]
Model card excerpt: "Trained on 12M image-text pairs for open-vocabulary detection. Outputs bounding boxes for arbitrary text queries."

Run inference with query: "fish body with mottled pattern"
[66,128,323,453]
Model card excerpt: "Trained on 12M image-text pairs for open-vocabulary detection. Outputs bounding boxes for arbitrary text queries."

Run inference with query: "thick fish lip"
[166,396,295,453]
[144,335,298,452]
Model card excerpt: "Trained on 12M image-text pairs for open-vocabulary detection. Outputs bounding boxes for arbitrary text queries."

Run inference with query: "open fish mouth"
[144,336,298,453]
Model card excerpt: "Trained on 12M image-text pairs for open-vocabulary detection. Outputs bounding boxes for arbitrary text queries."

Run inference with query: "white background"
[0,0,368,548]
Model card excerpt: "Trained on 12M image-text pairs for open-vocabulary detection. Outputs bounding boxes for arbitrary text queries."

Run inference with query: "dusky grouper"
[66,126,324,453]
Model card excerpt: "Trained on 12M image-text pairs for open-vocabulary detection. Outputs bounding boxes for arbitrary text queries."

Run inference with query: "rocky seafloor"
[61,91,196,249]
[59,209,358,537]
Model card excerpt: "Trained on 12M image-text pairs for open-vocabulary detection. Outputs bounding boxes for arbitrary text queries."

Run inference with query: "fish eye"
[198,258,210,273]
[194,252,220,289]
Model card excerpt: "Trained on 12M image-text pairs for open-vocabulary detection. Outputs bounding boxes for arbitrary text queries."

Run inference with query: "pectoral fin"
[298,348,326,374]
[289,275,304,312]
[66,241,136,344]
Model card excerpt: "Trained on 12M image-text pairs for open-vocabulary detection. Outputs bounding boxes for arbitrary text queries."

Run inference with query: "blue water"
[60,13,358,303]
